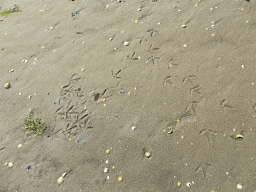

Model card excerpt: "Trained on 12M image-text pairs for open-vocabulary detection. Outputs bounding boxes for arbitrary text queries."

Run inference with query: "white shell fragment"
[186,182,191,187]
[8,69,14,73]
[58,173,67,184]
[104,168,109,173]
[237,184,243,189]
[62,173,67,177]
[8,162,13,168]
[131,126,136,130]
[58,176,64,184]
[18,144,23,148]
[123,41,129,46]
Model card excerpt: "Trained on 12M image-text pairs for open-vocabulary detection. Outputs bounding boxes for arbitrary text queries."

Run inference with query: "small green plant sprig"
[0,10,21,16]
[24,109,47,136]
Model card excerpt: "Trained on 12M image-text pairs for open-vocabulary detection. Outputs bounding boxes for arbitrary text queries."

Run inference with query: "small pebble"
[18,144,23,148]
[4,83,11,89]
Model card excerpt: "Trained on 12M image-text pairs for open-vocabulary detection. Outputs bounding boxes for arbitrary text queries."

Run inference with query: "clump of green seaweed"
[0,10,21,16]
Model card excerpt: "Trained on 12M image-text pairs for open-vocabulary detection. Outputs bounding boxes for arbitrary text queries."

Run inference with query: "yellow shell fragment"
[106,149,110,154]
[183,44,187,47]
[145,152,151,158]
[212,34,215,36]
[112,166,115,169]
[81,68,85,72]
[4,83,11,89]
[135,20,138,23]
[177,182,181,186]
[18,144,23,148]
[118,177,123,182]
[181,25,186,28]
[236,134,243,139]
[102,98,106,102]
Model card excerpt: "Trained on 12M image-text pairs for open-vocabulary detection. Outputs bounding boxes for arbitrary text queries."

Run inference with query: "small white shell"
[8,162,13,168]
[104,168,109,173]
[18,144,23,148]
[62,173,67,177]
[237,184,242,189]
[123,41,129,46]
[186,182,191,187]
[58,176,64,184]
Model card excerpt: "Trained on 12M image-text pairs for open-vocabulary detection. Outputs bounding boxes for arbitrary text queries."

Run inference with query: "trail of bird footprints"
[55,74,91,137]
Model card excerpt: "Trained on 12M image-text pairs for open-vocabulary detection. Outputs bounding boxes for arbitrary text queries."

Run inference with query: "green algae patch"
[0,10,21,16]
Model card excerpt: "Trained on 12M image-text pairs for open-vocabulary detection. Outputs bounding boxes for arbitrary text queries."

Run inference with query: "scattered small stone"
[4,83,11,89]
[18,144,23,148]
[8,162,13,168]
[145,152,151,158]
[104,168,109,173]
[123,41,129,46]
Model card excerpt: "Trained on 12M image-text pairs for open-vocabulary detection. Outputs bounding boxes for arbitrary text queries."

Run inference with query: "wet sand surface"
[1,0,256,191]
